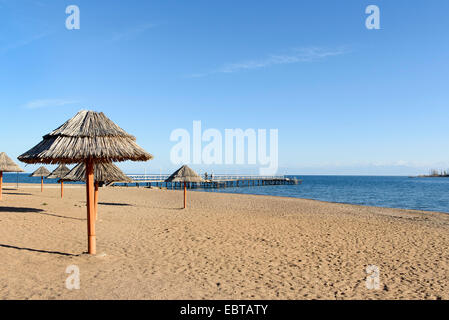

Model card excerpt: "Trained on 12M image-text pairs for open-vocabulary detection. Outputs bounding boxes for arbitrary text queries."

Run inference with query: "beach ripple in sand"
[0,184,448,300]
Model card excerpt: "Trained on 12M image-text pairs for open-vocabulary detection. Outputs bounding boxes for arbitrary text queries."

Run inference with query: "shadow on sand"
[0,206,85,221]
[38,212,85,221]
[0,244,79,257]
[4,192,33,196]
[153,206,185,211]
[99,202,132,207]
[0,207,43,213]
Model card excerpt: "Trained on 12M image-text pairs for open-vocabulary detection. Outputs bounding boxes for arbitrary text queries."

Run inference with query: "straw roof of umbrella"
[29,166,50,177]
[165,165,204,183]
[18,110,153,255]
[64,162,132,183]
[47,164,71,179]
[18,110,154,164]
[0,152,24,172]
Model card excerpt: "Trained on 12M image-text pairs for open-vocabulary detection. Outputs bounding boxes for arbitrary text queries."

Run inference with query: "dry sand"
[0,183,448,300]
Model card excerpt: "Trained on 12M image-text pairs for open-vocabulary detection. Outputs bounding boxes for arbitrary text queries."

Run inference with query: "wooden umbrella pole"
[183,182,186,209]
[94,181,99,221]
[0,171,3,201]
[41,176,43,192]
[86,160,96,255]
[61,181,64,198]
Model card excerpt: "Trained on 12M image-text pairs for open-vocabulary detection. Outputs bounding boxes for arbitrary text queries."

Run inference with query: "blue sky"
[1,0,448,175]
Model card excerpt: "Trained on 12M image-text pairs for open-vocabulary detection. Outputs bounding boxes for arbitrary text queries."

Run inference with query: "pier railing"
[113,174,300,188]
[127,174,286,182]
[128,174,169,182]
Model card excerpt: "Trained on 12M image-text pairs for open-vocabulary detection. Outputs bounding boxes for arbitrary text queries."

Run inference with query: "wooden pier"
[109,174,301,189]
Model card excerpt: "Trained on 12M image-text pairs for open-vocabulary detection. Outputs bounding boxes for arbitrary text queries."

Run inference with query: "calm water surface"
[4,174,449,214]
[199,176,449,214]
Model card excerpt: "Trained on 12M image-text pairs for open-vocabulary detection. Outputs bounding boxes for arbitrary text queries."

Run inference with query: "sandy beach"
[0,183,448,300]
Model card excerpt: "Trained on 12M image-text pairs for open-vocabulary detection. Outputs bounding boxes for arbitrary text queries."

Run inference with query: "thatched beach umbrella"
[19,110,153,254]
[0,152,24,201]
[165,165,204,209]
[64,162,132,220]
[29,166,51,192]
[47,164,71,198]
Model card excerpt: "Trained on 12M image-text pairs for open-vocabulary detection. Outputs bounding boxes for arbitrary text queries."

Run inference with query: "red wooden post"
[86,160,96,255]
[0,171,3,201]
[94,181,99,221]
[61,181,64,198]
[41,176,44,192]
[183,182,186,209]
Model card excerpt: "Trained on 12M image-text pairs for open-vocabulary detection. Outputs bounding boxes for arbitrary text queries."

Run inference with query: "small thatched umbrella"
[47,164,71,198]
[19,110,153,254]
[29,166,51,192]
[64,162,132,220]
[165,165,204,209]
[0,152,24,200]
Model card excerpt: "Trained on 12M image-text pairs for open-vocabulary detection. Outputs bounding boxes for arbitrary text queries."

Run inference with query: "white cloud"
[0,33,48,54]
[297,160,449,169]
[110,23,157,42]
[23,99,79,109]
[187,46,349,77]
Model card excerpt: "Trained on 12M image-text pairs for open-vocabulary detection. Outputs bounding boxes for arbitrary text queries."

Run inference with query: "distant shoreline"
[416,169,449,178]
[416,175,449,178]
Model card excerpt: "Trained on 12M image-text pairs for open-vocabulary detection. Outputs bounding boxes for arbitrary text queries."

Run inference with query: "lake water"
[2,173,82,185]
[3,174,449,214]
[199,175,449,214]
